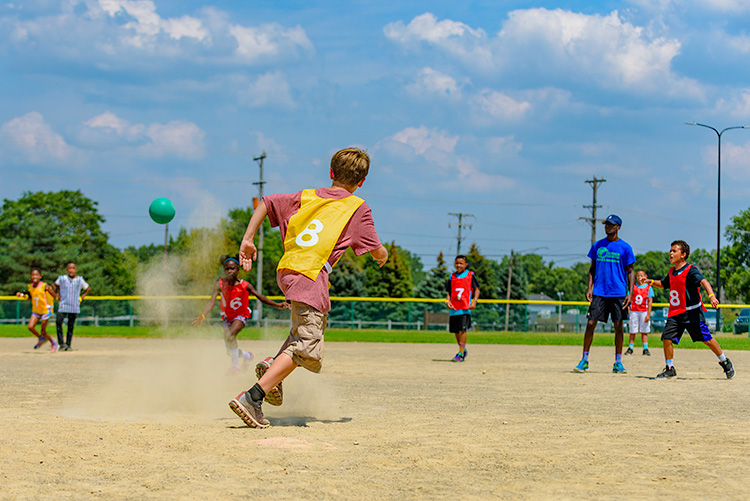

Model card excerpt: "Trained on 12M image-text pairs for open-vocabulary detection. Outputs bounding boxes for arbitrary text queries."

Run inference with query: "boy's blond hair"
[331,148,370,186]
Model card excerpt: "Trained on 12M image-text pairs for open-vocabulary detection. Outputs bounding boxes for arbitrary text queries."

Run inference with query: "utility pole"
[504,249,514,331]
[448,212,473,255]
[163,223,169,257]
[580,177,606,246]
[253,151,266,324]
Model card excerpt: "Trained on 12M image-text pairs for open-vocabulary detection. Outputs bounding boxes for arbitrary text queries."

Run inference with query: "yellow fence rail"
[2,295,750,308]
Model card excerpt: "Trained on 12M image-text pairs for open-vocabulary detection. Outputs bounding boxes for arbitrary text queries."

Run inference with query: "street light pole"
[685,122,750,330]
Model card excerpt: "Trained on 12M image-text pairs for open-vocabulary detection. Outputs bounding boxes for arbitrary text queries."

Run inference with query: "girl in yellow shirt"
[16,268,59,351]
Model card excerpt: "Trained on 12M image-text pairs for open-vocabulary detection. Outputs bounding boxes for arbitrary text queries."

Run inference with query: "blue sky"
[2,0,750,268]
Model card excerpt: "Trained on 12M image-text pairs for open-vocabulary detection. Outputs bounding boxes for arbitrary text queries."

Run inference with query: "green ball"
[149,197,175,224]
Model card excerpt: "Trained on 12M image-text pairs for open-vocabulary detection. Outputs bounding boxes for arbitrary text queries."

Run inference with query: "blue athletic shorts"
[661,318,712,345]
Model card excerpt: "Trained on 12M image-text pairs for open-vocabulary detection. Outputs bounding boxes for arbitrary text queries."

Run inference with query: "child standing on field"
[445,255,480,362]
[649,240,734,379]
[54,262,90,351]
[626,269,654,356]
[192,254,288,374]
[229,147,388,428]
[16,267,59,352]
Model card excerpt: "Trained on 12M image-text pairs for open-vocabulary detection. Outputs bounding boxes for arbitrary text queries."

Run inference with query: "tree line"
[3,191,750,317]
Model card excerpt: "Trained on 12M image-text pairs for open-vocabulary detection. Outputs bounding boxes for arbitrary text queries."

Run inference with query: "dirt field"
[2,336,749,500]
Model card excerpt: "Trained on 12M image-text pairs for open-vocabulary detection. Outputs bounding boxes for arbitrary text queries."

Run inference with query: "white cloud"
[0,111,77,164]
[715,89,750,119]
[718,140,750,181]
[238,72,295,109]
[230,23,313,62]
[2,1,312,67]
[486,136,523,157]
[386,9,703,98]
[83,112,205,160]
[95,0,209,47]
[384,13,494,68]
[391,126,458,158]
[84,111,144,140]
[382,126,514,191]
[406,67,463,99]
[691,0,750,12]
[471,90,531,120]
[140,120,205,159]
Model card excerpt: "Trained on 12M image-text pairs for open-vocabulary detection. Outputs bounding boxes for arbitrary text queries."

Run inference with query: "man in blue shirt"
[574,214,635,374]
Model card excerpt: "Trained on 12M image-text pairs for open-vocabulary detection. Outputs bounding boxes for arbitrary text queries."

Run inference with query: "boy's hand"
[585,288,593,302]
[191,315,204,327]
[645,313,651,322]
[278,302,290,310]
[710,295,720,308]
[15,292,24,298]
[622,294,631,309]
[239,239,257,271]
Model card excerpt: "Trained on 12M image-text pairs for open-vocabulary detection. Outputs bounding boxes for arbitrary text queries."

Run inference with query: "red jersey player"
[193,255,288,373]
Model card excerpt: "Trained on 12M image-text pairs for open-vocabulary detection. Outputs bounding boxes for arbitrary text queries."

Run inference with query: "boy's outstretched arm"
[247,282,289,310]
[370,245,388,267]
[192,280,221,326]
[700,278,720,308]
[239,200,268,272]
[649,279,664,289]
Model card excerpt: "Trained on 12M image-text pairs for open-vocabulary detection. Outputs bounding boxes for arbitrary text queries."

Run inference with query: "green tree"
[724,208,750,302]
[0,191,133,318]
[466,243,503,328]
[418,252,449,312]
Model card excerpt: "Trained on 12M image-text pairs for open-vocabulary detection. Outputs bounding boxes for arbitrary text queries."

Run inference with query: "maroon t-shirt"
[264,187,382,313]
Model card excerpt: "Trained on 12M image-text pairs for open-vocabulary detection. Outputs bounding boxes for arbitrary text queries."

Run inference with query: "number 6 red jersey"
[219,278,252,321]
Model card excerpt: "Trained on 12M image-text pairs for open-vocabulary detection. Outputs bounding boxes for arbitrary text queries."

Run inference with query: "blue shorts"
[661,318,712,345]
[31,308,52,321]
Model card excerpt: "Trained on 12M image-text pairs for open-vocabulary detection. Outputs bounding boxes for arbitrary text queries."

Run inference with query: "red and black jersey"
[219,278,252,321]
[664,264,706,320]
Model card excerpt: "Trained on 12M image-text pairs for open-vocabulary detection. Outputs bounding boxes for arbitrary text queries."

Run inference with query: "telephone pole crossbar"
[580,177,606,246]
[448,212,474,256]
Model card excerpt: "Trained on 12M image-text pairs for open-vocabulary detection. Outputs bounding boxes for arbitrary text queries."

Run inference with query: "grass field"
[2,323,750,350]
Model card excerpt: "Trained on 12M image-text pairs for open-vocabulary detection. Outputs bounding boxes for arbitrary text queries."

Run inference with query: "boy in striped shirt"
[54,262,91,351]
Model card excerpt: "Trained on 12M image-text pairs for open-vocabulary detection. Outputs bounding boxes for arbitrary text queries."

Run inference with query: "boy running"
[229,147,388,428]
[649,240,734,379]
[445,255,480,362]
[16,268,59,352]
[53,262,90,351]
[192,254,288,374]
[626,269,654,356]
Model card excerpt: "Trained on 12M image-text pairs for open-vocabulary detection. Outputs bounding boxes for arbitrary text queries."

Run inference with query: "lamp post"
[557,291,564,332]
[685,122,750,331]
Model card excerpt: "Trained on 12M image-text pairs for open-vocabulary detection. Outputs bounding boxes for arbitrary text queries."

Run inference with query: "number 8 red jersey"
[219,278,252,321]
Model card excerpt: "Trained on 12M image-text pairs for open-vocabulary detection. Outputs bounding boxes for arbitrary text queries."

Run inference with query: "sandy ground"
[1,336,749,500]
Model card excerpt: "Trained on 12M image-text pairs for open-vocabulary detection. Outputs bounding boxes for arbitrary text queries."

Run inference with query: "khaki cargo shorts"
[280,301,327,373]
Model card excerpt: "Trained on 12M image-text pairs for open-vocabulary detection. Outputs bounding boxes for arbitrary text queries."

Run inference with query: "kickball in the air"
[149,197,175,224]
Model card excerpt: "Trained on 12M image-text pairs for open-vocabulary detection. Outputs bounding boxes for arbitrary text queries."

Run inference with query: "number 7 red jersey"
[450,271,475,310]
[219,278,252,321]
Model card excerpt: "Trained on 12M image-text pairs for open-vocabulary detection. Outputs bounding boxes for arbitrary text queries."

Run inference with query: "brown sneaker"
[256,357,283,406]
[229,392,269,428]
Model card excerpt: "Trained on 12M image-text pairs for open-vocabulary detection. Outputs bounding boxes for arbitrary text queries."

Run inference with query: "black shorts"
[449,314,472,333]
[661,319,712,345]
[587,296,625,323]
